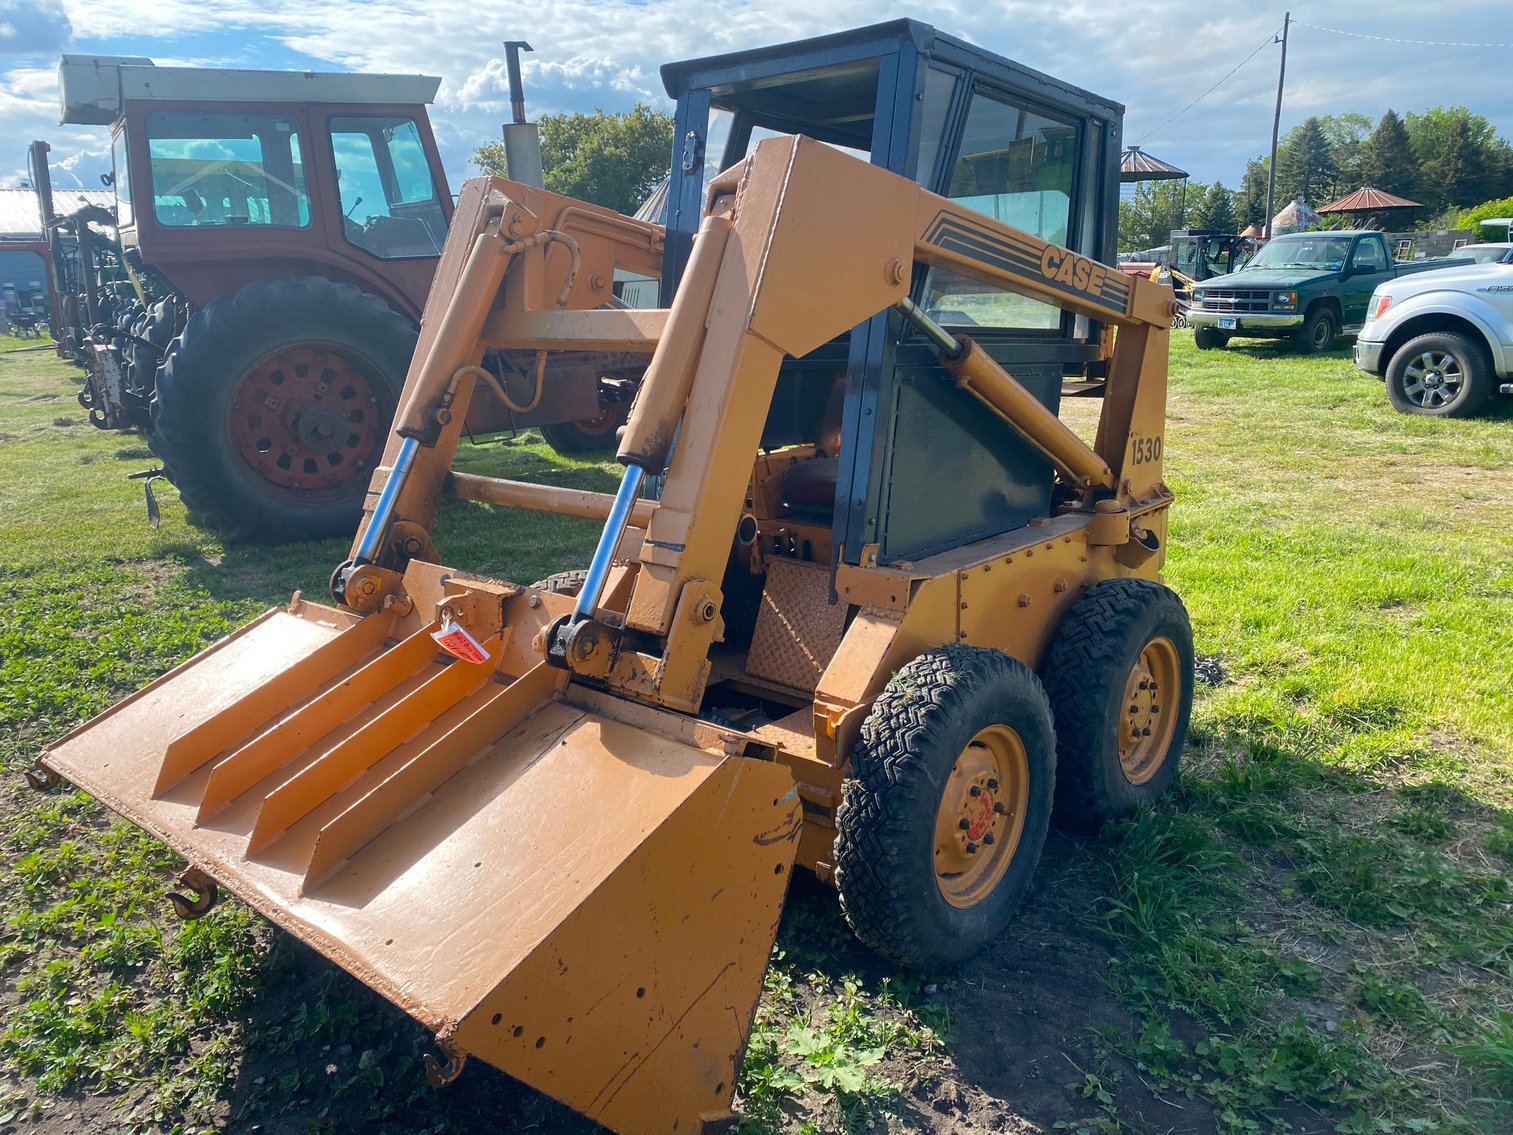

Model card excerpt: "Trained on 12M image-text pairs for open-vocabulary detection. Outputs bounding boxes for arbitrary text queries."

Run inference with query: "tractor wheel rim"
[1119,636,1181,784]
[572,405,621,436]
[1403,351,1462,407]
[933,724,1030,909]
[227,342,385,498]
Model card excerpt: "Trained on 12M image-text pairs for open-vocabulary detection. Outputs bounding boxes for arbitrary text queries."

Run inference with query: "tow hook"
[167,867,220,920]
[23,762,60,792]
[423,1042,468,1088]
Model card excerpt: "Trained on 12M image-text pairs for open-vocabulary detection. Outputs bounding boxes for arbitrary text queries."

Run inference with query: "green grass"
[0,336,1510,1133]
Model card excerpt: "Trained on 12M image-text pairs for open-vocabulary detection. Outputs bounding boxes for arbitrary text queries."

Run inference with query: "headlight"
[1273,290,1297,310]
[1367,294,1392,321]
[1193,290,1206,303]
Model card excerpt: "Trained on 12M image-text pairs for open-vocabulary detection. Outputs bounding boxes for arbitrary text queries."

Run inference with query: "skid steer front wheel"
[150,277,412,543]
[1041,578,1194,829]
[833,645,1056,969]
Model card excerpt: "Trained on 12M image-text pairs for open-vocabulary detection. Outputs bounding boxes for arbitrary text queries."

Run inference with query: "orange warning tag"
[432,618,490,664]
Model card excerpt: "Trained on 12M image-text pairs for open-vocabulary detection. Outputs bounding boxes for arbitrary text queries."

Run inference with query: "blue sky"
[3,0,1511,199]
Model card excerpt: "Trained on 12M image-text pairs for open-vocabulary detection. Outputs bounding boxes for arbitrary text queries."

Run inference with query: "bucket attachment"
[39,567,801,1135]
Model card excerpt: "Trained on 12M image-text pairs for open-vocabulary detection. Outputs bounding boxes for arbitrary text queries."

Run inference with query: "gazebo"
[1119,146,1190,251]
[1317,186,1423,228]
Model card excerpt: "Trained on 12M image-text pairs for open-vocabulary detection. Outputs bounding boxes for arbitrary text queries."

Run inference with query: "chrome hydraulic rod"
[352,435,420,565]
[571,465,646,621]
[897,297,964,358]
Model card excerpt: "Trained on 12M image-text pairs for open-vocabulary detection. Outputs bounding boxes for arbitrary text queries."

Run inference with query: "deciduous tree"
[473,105,673,216]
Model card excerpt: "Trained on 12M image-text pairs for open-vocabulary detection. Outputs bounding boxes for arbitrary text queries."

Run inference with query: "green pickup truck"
[1186,230,1464,353]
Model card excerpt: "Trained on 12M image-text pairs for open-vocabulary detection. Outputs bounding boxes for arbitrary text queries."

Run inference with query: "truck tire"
[833,644,1056,969]
[151,277,412,543]
[1384,331,1495,418]
[1040,579,1194,830]
[1291,306,1338,354]
[538,406,627,454]
[1193,327,1229,350]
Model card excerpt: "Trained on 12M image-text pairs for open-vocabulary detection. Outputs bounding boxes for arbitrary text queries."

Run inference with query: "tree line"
[1121,105,1513,252]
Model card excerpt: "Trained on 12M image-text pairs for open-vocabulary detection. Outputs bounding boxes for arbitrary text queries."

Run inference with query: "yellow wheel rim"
[933,725,1030,909]
[1119,636,1181,784]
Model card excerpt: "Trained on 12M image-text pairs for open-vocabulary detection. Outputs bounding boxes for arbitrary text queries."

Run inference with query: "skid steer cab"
[35,21,1189,1135]
[39,55,645,542]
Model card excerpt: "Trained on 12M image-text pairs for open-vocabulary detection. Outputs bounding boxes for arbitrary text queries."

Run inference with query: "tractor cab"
[60,55,452,322]
[660,20,1124,570]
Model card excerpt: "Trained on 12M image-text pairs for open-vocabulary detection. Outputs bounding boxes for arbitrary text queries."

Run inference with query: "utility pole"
[1263,12,1290,239]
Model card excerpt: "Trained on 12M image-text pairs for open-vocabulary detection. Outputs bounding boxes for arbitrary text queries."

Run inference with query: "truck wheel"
[833,644,1056,968]
[151,277,412,543]
[1291,307,1338,354]
[1040,579,1194,830]
[1193,327,1228,350]
[1384,331,1494,418]
[539,405,627,454]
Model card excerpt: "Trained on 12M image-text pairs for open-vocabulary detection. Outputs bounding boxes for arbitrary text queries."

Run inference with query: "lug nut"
[965,842,978,854]
[958,818,971,831]
[993,802,1007,814]
[969,785,982,797]
[986,778,999,791]
[1151,705,1161,713]
[1142,727,1152,737]
[1130,705,1140,714]
[983,833,995,845]
[1139,680,1150,690]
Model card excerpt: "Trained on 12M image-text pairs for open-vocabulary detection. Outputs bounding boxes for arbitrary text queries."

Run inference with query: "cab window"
[330,116,446,259]
[145,112,309,228]
[1351,239,1388,272]
[921,89,1078,330]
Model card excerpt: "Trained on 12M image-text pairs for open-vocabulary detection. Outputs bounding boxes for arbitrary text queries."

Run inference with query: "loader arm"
[523,136,1175,713]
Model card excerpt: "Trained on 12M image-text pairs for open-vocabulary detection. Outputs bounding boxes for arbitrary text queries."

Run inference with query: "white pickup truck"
[1353,250,1513,416]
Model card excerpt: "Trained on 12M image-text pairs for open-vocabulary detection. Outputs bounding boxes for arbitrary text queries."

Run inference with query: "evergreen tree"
[1236,159,1269,228]
[1191,181,1238,233]
[1277,117,1336,207]
[1359,110,1417,199]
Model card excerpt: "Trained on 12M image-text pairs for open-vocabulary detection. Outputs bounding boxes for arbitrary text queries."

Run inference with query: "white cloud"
[4,2,1511,194]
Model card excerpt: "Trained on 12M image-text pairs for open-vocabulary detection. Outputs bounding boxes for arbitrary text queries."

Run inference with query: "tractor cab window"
[921,90,1079,331]
[145,112,309,228]
[330,116,447,259]
[111,127,133,228]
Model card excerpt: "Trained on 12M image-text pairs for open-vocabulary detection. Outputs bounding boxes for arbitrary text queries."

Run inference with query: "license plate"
[1217,316,1238,330]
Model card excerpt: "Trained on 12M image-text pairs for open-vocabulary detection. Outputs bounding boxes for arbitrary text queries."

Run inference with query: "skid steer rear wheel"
[833,644,1056,969]
[1041,578,1194,830]
[150,276,412,543]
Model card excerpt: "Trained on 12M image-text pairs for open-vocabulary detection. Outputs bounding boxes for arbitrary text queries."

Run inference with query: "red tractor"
[38,55,642,541]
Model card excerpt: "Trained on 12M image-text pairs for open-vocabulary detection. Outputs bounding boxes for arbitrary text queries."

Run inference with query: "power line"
[1137,27,1282,144]
[1292,19,1513,49]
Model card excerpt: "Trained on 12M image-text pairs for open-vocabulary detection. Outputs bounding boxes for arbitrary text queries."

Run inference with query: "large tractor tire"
[833,644,1057,969]
[151,277,412,543]
[538,405,628,454]
[1384,331,1494,417]
[1040,578,1194,830]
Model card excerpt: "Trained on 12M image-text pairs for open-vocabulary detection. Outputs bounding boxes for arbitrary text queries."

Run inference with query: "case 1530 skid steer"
[32,21,1189,1135]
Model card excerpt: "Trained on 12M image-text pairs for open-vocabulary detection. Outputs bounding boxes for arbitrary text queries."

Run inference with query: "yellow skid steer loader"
[32,22,1189,1135]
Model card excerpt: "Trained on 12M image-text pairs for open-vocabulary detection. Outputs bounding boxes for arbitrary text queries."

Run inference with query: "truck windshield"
[1246,236,1353,271]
